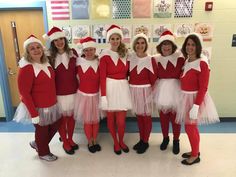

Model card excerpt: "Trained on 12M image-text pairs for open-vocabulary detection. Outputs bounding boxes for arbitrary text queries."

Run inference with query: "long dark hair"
[49,37,71,67]
[181,34,202,59]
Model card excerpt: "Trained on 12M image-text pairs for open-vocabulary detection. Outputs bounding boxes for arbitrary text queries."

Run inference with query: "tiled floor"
[0,132,236,177]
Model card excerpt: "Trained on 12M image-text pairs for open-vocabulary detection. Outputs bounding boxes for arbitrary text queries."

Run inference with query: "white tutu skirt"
[74,90,100,124]
[176,91,220,125]
[57,94,75,117]
[130,84,152,116]
[13,102,60,126]
[105,78,132,111]
[153,79,181,113]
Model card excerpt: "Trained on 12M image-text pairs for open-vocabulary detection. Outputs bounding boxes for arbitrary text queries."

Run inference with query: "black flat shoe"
[114,149,122,155]
[71,144,79,151]
[133,140,143,151]
[121,146,129,153]
[94,144,101,151]
[182,152,200,158]
[63,146,75,155]
[88,144,96,153]
[137,142,149,154]
[181,157,200,165]
[160,136,169,151]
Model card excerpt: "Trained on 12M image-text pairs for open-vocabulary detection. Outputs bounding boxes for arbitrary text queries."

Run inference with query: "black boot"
[133,140,143,151]
[173,139,180,155]
[137,142,149,154]
[160,136,169,150]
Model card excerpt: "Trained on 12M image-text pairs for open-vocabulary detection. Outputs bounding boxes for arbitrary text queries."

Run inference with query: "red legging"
[185,124,200,157]
[137,115,152,143]
[106,111,127,150]
[58,115,76,149]
[84,123,100,143]
[159,111,181,140]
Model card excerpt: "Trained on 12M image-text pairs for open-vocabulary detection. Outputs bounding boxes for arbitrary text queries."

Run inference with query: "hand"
[32,116,39,124]
[189,104,199,120]
[101,96,108,110]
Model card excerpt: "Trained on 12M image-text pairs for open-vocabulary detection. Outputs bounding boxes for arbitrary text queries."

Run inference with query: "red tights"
[185,124,200,157]
[137,115,152,143]
[83,123,100,144]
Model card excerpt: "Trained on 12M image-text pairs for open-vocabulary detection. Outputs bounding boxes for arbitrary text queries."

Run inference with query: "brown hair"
[181,34,202,58]
[23,43,48,63]
[132,37,148,53]
[156,41,177,56]
[49,37,71,67]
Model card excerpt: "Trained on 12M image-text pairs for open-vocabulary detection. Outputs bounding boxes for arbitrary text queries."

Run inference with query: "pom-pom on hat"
[105,24,123,41]
[157,30,176,46]
[43,26,65,42]
[79,37,96,49]
[23,35,43,50]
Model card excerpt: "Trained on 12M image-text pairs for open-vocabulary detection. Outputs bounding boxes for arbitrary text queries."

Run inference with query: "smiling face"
[109,33,121,51]
[83,47,96,60]
[134,37,147,54]
[185,38,197,58]
[53,37,65,53]
[27,42,43,62]
[161,41,173,56]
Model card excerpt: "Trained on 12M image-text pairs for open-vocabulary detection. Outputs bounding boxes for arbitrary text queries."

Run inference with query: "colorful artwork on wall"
[153,0,172,18]
[120,25,132,43]
[62,26,72,44]
[152,24,172,42]
[91,0,110,19]
[174,0,194,18]
[50,0,70,20]
[133,24,152,42]
[112,0,131,19]
[194,23,213,41]
[92,24,107,43]
[71,0,89,19]
[133,0,151,18]
[72,25,90,44]
[202,47,212,61]
[174,23,193,37]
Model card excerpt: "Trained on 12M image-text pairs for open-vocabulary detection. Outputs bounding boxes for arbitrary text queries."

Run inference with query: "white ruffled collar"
[182,56,209,77]
[77,57,99,73]
[19,58,51,78]
[100,49,126,66]
[128,53,154,74]
[154,51,182,70]
[55,52,69,69]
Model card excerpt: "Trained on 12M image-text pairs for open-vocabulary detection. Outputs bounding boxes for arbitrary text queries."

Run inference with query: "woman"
[128,33,157,154]
[14,35,60,161]
[177,33,219,165]
[74,37,101,153]
[99,24,132,155]
[44,26,79,155]
[153,30,185,155]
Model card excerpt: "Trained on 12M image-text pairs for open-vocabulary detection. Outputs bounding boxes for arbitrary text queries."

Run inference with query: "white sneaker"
[49,153,58,160]
[29,141,38,152]
[39,154,57,162]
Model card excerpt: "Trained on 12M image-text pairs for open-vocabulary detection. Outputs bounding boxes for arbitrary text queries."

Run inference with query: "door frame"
[0,1,48,121]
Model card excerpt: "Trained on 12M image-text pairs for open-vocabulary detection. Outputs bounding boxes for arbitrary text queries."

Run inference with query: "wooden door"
[0,10,45,106]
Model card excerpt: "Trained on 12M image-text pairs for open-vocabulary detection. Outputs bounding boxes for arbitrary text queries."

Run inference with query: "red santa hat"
[187,32,203,46]
[23,35,43,50]
[79,37,96,49]
[43,26,65,42]
[105,24,123,41]
[157,30,176,46]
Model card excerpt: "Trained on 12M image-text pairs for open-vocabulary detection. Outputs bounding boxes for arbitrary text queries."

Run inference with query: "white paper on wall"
[194,23,213,42]
[72,25,90,44]
[62,26,72,44]
[133,24,152,41]
[153,0,172,18]
[174,23,194,37]
[152,24,172,42]
[92,24,107,43]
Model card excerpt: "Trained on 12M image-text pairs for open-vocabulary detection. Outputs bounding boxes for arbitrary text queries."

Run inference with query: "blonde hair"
[23,44,48,63]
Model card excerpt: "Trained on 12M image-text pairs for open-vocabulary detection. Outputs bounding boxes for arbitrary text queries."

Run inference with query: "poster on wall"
[194,23,213,41]
[174,0,194,18]
[120,25,132,43]
[153,0,172,18]
[50,0,70,20]
[174,23,193,37]
[62,26,72,44]
[133,24,152,41]
[133,0,151,18]
[92,24,107,43]
[112,0,131,19]
[71,0,89,19]
[91,0,110,19]
[152,24,172,42]
[202,47,212,62]
[72,25,90,45]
